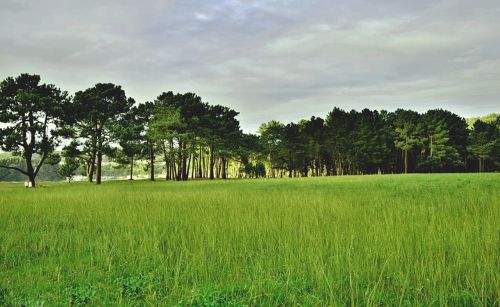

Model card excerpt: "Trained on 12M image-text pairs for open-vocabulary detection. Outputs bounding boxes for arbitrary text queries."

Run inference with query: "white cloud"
[194,12,212,21]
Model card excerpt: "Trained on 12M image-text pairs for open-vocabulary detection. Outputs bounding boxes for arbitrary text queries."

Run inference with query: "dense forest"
[1,74,499,186]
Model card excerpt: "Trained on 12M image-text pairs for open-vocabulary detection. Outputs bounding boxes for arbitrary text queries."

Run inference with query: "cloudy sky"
[1,0,499,132]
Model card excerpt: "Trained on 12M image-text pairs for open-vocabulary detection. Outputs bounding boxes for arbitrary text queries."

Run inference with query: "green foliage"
[391,109,422,173]
[150,104,183,141]
[150,92,241,181]
[0,285,8,305]
[115,275,148,299]
[58,157,81,182]
[72,83,134,184]
[0,73,71,186]
[418,121,460,171]
[0,175,498,305]
[467,120,499,172]
[1,73,498,182]
[466,113,500,127]
[417,110,467,172]
[65,285,95,306]
[352,109,393,174]
[111,106,150,179]
[258,120,286,177]
[324,107,353,175]
[0,153,63,182]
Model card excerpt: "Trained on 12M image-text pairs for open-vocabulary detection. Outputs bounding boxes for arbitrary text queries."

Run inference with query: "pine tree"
[467,120,499,172]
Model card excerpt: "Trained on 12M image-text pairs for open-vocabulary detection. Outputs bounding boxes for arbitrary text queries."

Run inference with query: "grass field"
[0,174,499,306]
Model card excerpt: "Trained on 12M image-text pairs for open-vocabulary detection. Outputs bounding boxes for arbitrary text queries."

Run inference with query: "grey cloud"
[1,0,499,132]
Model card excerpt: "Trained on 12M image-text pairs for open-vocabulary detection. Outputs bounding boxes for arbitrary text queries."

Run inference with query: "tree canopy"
[1,73,499,185]
[0,74,70,186]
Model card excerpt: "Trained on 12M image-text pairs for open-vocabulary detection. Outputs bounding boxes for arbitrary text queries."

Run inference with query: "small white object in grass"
[24,181,28,188]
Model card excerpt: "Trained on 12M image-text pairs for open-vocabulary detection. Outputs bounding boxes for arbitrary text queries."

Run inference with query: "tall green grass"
[0,174,499,306]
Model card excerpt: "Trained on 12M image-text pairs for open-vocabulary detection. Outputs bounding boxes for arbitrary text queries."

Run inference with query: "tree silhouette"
[0,74,70,187]
[73,83,133,184]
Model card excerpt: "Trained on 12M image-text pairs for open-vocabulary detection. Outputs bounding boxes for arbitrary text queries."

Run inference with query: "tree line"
[1,74,499,186]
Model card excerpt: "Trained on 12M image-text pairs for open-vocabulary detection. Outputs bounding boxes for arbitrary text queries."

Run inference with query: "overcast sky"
[1,0,499,132]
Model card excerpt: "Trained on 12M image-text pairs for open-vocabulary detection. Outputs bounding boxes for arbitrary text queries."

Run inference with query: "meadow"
[0,174,499,306]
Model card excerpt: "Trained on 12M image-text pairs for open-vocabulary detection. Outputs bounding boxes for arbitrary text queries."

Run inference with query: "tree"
[236,133,264,178]
[301,116,326,176]
[136,102,157,181]
[420,109,467,172]
[152,92,211,181]
[418,119,461,172]
[0,74,70,187]
[466,113,500,127]
[150,102,183,181]
[113,106,145,180]
[73,83,134,184]
[258,120,285,178]
[282,122,307,177]
[207,104,241,179]
[324,108,354,176]
[417,110,466,172]
[467,119,499,172]
[350,109,392,175]
[58,158,80,183]
[391,109,421,174]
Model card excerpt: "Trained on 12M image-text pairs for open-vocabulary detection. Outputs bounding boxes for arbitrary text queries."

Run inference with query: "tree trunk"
[96,151,103,184]
[216,159,221,179]
[88,133,97,182]
[96,128,103,184]
[404,149,408,174]
[26,160,35,187]
[221,157,227,179]
[191,149,196,179]
[209,144,215,180]
[182,141,188,181]
[176,139,182,181]
[163,146,170,181]
[129,156,134,180]
[87,150,96,182]
[150,143,155,181]
[430,135,433,157]
[185,143,193,181]
[87,162,94,183]
[269,157,274,178]
[28,173,36,187]
[201,147,206,178]
[198,146,203,178]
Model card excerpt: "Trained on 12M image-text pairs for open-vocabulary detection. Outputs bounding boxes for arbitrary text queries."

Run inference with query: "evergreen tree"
[324,108,353,176]
[136,102,157,181]
[302,116,326,176]
[391,109,421,174]
[419,110,467,172]
[73,83,134,184]
[467,119,499,172]
[418,118,461,172]
[258,120,285,178]
[113,106,145,180]
[0,74,70,187]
